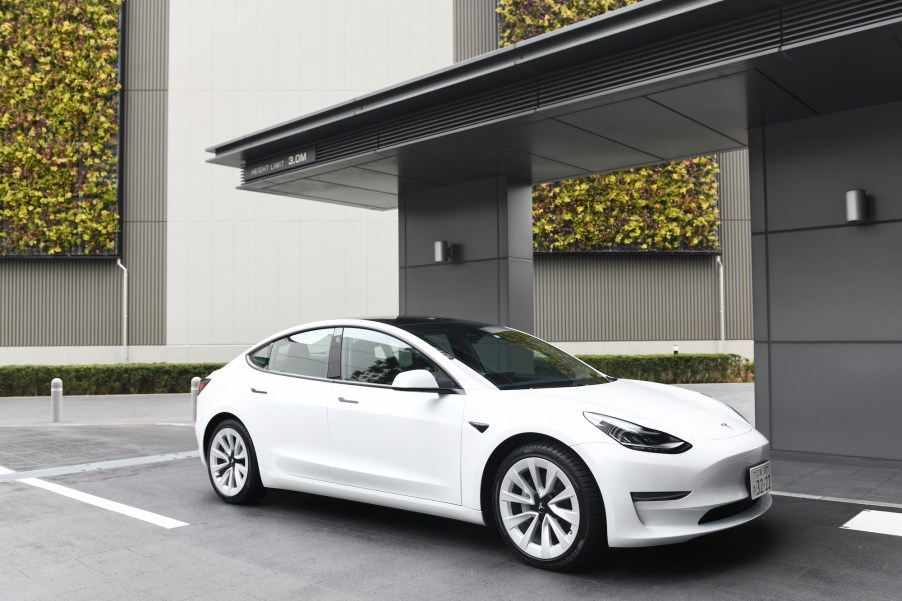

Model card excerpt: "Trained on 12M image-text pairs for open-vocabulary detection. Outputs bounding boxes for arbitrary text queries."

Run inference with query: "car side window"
[341,328,454,387]
[268,328,333,379]
[248,344,272,369]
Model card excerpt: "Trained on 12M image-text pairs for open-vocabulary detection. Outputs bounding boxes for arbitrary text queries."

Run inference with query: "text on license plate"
[749,461,772,500]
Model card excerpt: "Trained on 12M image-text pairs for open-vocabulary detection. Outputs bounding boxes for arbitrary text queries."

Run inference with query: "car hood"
[516,379,752,441]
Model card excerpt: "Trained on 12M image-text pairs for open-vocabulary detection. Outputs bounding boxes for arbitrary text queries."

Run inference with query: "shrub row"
[0,363,226,397]
[579,354,753,384]
[0,355,752,397]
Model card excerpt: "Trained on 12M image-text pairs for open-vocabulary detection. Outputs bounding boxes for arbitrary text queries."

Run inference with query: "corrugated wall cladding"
[719,149,753,340]
[719,149,751,221]
[0,262,122,346]
[453,0,498,62]
[0,0,168,348]
[123,91,167,222]
[122,88,168,345]
[124,0,169,91]
[120,0,169,345]
[124,222,166,345]
[534,150,754,343]
[535,254,719,341]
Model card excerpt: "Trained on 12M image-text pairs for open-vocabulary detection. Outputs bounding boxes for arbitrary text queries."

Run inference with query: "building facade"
[1,0,753,365]
[1,0,453,364]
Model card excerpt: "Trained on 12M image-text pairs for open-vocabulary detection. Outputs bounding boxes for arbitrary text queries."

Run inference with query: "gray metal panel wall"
[122,0,168,345]
[400,176,534,332]
[125,0,168,90]
[752,100,902,461]
[534,253,719,341]
[534,151,754,343]
[0,262,122,346]
[0,0,168,348]
[453,0,498,62]
[718,149,753,340]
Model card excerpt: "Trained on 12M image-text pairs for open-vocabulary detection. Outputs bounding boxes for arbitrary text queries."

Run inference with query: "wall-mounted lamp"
[434,240,453,263]
[845,189,867,223]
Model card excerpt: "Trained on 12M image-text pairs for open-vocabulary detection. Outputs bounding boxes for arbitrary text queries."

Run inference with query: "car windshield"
[395,322,611,390]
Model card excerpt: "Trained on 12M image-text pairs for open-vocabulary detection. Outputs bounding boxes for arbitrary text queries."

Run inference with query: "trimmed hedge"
[0,355,752,396]
[579,354,753,384]
[0,363,226,397]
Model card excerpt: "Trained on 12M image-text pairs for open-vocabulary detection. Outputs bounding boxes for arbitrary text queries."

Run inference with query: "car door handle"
[251,388,268,394]
[337,396,359,404]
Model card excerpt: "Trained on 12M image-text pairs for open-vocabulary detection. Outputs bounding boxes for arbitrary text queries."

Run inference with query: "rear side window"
[266,329,333,379]
[248,344,271,369]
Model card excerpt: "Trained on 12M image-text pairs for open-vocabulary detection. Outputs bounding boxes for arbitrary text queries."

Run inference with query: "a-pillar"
[398,176,534,332]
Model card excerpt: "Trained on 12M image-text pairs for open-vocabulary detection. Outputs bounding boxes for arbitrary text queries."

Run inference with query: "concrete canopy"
[208,0,902,210]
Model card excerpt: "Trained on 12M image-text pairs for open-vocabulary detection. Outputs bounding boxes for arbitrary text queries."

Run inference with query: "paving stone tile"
[4,398,902,601]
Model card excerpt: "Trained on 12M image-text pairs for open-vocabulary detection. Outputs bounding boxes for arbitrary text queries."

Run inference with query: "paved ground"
[1,387,902,600]
[677,383,755,425]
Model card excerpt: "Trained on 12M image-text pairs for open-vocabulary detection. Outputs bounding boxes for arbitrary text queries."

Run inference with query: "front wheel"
[207,419,266,504]
[492,441,606,570]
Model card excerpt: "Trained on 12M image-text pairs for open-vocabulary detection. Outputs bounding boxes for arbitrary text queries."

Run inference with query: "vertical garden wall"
[0,0,122,256]
[498,0,721,253]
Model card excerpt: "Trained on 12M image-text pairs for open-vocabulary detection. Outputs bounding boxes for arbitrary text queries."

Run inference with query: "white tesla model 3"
[195,317,771,570]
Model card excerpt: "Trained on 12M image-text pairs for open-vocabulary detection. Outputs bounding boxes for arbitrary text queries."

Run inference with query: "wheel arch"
[479,432,572,529]
[202,412,243,461]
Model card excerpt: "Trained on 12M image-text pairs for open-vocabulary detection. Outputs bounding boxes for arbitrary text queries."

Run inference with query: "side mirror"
[392,369,439,390]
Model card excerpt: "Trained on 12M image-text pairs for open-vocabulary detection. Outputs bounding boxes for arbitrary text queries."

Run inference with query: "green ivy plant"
[0,0,121,256]
[498,0,641,47]
[533,157,719,251]
[498,0,721,253]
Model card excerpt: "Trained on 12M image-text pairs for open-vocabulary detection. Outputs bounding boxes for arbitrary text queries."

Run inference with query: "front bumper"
[574,429,772,548]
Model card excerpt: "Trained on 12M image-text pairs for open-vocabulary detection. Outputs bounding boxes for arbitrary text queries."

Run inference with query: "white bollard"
[51,378,63,423]
[190,377,200,423]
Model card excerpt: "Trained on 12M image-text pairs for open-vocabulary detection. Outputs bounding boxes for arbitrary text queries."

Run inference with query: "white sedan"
[195,317,771,570]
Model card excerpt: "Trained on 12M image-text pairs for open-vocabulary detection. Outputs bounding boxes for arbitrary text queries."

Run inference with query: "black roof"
[372,316,494,329]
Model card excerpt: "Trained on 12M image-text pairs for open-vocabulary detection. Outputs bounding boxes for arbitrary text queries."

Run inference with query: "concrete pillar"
[398,176,534,332]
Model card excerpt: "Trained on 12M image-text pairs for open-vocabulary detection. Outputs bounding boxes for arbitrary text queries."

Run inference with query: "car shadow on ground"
[243,487,779,581]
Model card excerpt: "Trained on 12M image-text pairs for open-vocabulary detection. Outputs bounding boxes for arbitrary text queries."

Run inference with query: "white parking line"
[842,510,902,537]
[0,465,188,529]
[0,451,200,483]
[772,490,902,511]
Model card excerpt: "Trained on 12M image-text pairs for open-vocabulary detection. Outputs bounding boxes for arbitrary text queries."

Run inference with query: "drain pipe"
[116,259,128,363]
[716,256,725,354]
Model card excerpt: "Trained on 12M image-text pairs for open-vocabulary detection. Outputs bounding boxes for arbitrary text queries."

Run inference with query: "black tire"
[492,441,606,571]
[206,419,266,504]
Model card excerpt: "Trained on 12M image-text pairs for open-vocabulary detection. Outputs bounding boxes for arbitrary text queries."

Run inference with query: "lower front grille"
[698,497,761,524]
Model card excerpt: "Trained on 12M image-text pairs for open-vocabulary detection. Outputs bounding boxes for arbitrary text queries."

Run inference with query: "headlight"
[584,412,692,454]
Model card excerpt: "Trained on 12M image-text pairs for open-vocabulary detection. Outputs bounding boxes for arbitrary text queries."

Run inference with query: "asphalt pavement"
[1,386,901,600]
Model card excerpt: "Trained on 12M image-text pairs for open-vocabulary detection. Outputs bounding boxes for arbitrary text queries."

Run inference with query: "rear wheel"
[207,419,266,504]
[492,441,606,570]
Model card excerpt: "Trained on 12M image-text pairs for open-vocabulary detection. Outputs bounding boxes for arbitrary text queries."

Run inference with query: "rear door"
[244,328,336,481]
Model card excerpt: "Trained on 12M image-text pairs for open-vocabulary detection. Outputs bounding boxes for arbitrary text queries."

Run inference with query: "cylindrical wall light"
[846,189,867,223]
[434,240,452,263]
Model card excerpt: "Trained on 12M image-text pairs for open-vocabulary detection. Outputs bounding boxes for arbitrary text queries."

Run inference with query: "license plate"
[749,461,772,500]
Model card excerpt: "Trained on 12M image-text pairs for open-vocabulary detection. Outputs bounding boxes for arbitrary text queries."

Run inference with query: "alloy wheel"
[209,427,249,497]
[498,456,581,560]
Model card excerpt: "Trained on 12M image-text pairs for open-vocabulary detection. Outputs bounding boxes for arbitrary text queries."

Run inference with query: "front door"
[328,327,465,504]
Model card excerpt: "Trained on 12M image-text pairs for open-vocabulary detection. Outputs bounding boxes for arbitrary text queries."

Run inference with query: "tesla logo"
[720,422,732,429]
